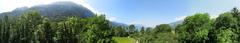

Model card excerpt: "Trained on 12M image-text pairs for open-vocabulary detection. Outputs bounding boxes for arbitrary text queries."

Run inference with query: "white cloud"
[107,16,117,21]
[210,14,219,19]
[73,0,102,14]
[175,16,187,21]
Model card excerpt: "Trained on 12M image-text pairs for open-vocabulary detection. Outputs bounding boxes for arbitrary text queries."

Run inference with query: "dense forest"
[1,7,240,43]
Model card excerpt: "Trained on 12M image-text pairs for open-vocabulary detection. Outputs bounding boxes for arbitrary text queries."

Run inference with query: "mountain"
[169,20,183,29]
[133,24,145,31]
[0,1,94,19]
[110,22,128,27]
[0,1,128,26]
[0,7,28,18]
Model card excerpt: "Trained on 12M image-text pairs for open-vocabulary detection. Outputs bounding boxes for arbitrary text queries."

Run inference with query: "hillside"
[0,1,94,19]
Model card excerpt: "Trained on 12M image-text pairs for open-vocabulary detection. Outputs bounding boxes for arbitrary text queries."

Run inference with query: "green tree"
[216,27,235,43]
[128,25,136,35]
[214,12,238,29]
[230,7,240,42]
[208,12,238,43]
[154,24,172,33]
[140,27,145,33]
[37,17,54,43]
[177,13,211,43]
[84,15,114,43]
[111,26,128,37]
[0,15,13,43]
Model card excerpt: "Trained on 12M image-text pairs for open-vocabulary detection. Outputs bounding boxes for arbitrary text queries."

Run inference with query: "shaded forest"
[1,7,240,43]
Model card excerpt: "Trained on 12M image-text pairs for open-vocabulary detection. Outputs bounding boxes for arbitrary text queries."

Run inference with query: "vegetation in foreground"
[112,37,135,43]
[1,7,240,43]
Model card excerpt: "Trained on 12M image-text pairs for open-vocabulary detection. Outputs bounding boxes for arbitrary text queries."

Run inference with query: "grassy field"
[112,37,136,43]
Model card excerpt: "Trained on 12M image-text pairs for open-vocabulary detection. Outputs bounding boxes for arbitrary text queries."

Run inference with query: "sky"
[0,0,240,27]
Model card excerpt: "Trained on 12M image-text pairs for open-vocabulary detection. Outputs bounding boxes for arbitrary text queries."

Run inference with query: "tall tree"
[128,25,136,35]
[208,12,238,43]
[140,27,145,33]
[177,13,211,43]
[154,24,172,33]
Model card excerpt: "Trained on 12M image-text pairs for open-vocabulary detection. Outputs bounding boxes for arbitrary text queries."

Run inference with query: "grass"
[112,37,136,43]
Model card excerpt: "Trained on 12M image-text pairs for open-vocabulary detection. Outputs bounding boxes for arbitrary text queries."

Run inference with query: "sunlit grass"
[113,37,136,43]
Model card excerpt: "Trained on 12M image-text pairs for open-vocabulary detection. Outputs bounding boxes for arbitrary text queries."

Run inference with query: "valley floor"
[113,37,137,43]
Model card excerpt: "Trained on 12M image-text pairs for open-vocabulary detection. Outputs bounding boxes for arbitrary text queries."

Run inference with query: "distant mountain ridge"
[0,1,128,26]
[0,1,94,19]
[169,20,183,29]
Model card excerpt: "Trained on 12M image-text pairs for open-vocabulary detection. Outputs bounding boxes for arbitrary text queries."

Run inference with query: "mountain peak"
[0,1,94,19]
[52,1,77,5]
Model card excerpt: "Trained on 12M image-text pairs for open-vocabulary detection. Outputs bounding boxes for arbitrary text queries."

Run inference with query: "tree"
[216,27,235,43]
[140,27,145,33]
[214,12,238,29]
[38,17,54,43]
[83,15,114,43]
[111,26,128,37]
[18,11,43,43]
[230,7,240,42]
[231,7,240,18]
[0,15,12,43]
[128,25,136,35]
[154,24,172,33]
[208,12,239,43]
[135,24,177,43]
[177,13,211,43]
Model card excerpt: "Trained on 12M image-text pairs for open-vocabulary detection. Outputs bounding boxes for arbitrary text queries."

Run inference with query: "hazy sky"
[0,0,240,27]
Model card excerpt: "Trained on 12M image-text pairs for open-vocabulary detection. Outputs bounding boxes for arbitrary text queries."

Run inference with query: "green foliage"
[216,27,235,43]
[140,27,145,33]
[111,26,128,37]
[176,13,211,43]
[208,9,240,43]
[0,11,115,43]
[214,12,238,29]
[131,24,177,43]
[112,37,136,43]
[135,31,177,43]
[128,25,136,35]
[2,7,240,43]
[175,8,240,43]
[154,24,172,32]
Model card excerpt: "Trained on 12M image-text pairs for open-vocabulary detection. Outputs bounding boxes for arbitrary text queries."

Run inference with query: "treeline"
[0,11,122,43]
[0,10,145,43]
[131,7,240,43]
[1,7,240,43]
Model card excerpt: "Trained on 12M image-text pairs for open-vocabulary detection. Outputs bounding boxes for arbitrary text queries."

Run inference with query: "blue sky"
[85,0,240,27]
[0,0,240,27]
